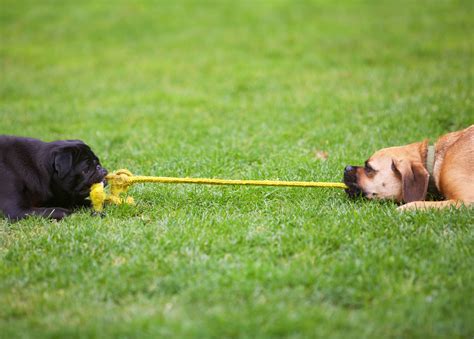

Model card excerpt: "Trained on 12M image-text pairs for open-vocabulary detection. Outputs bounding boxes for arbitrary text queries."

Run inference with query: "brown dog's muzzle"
[343,165,365,198]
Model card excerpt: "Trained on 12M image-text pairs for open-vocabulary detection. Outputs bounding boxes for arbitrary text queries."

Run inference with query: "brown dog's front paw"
[398,200,463,211]
[397,201,423,211]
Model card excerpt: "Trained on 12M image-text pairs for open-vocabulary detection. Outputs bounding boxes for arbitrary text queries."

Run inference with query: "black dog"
[0,136,107,220]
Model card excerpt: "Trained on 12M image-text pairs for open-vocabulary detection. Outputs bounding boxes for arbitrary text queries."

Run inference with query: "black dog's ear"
[393,159,429,203]
[53,151,73,179]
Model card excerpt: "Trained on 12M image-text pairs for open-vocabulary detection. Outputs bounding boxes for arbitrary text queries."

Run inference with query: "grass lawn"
[1,0,473,337]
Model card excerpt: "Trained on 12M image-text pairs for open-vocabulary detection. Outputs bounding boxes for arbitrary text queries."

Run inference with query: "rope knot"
[104,169,136,206]
[107,169,134,188]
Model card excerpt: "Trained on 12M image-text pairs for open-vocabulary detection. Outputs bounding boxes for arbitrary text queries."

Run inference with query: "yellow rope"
[90,169,348,212]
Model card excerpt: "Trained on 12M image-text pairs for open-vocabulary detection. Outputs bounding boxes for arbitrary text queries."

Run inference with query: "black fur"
[0,136,107,220]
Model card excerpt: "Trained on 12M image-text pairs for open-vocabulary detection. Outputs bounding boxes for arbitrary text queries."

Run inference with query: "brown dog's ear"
[393,160,429,203]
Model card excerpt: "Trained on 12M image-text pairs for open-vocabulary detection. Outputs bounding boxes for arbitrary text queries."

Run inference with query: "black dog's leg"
[28,207,72,220]
[1,178,72,220]
[2,205,71,221]
[1,196,71,221]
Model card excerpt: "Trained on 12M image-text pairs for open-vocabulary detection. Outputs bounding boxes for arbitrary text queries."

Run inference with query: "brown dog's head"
[343,142,430,203]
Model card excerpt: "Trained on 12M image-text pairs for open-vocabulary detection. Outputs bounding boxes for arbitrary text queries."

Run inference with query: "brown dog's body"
[344,125,473,210]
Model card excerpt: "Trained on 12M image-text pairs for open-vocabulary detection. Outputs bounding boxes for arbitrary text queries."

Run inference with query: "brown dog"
[343,125,473,210]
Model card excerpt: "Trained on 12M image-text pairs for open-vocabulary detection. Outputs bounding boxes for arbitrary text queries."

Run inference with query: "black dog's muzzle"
[99,167,108,185]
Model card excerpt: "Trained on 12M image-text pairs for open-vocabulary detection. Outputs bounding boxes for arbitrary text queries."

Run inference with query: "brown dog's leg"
[397,200,466,211]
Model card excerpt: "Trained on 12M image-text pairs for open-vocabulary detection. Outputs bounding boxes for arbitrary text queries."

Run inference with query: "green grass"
[1,0,473,337]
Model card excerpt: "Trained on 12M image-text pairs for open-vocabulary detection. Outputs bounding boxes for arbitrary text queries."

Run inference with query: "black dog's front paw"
[91,210,106,218]
[3,207,71,221]
[33,207,72,220]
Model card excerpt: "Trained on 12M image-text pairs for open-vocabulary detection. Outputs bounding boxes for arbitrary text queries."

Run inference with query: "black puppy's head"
[51,140,107,202]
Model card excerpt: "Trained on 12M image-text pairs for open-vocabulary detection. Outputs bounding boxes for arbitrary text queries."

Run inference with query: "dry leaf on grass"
[313,150,329,161]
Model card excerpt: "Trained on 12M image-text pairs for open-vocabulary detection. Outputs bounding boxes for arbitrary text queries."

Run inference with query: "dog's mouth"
[77,168,108,197]
[92,167,108,186]
[343,165,366,199]
[344,183,366,199]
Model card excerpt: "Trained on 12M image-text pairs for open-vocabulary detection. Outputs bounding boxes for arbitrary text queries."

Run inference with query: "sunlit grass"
[1,0,473,337]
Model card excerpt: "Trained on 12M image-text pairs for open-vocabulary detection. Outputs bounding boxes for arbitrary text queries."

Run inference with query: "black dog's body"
[0,136,107,220]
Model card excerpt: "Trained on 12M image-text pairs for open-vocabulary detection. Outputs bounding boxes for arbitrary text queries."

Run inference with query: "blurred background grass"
[1,0,472,174]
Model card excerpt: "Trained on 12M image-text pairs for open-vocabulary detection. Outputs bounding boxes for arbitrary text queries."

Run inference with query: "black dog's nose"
[344,165,354,173]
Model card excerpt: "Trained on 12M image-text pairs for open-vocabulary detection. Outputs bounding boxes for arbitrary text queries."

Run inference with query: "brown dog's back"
[437,125,474,202]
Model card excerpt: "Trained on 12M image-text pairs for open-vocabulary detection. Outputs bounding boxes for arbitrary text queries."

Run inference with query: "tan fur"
[355,125,473,211]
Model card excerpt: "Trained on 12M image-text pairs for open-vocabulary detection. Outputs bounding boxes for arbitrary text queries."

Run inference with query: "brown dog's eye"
[364,161,375,175]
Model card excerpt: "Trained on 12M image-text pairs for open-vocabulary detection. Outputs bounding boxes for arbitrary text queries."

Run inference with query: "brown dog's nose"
[344,165,357,183]
[343,165,365,198]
